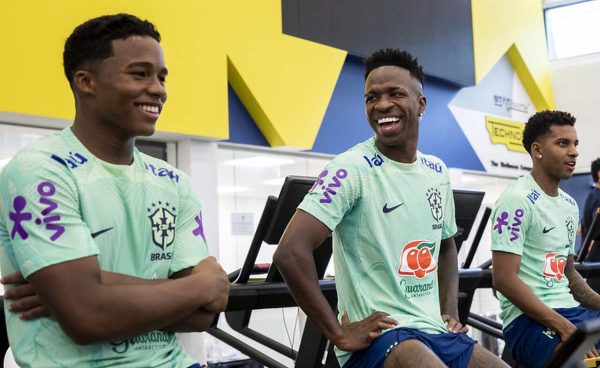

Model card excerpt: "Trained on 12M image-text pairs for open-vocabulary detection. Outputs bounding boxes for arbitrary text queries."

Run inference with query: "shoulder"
[417,152,448,175]
[496,176,536,209]
[332,138,386,172]
[1,133,74,180]
[558,189,578,210]
[137,152,189,187]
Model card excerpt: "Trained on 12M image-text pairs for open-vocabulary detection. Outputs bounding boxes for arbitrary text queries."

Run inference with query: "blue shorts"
[504,306,600,368]
[343,328,475,368]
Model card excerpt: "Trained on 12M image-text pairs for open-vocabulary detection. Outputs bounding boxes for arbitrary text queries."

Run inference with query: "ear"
[73,70,96,96]
[531,141,542,159]
[418,95,427,116]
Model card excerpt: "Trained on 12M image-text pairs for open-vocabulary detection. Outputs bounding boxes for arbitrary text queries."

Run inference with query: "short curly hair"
[592,158,600,183]
[363,48,424,86]
[63,13,161,85]
[522,110,576,154]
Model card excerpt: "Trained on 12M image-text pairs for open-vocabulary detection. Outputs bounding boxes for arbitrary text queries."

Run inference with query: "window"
[545,0,600,59]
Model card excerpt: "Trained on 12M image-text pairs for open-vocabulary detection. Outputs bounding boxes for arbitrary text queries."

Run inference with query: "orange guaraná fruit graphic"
[399,240,436,278]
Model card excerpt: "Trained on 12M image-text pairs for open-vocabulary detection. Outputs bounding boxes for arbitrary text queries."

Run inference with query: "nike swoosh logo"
[383,203,404,213]
[91,227,114,239]
[543,227,555,234]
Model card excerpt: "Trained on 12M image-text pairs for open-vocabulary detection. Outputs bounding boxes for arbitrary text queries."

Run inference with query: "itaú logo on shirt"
[542,253,567,281]
[398,240,437,279]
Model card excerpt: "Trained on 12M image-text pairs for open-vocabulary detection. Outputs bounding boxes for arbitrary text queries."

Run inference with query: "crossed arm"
[2,255,229,344]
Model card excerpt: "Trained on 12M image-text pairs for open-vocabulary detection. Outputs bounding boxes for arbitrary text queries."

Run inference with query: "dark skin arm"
[437,237,468,333]
[6,255,229,345]
[273,210,397,352]
[564,256,600,309]
[493,251,599,358]
[493,251,575,340]
[3,260,222,332]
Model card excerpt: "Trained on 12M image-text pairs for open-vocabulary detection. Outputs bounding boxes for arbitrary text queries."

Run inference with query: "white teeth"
[377,117,399,125]
[140,105,159,114]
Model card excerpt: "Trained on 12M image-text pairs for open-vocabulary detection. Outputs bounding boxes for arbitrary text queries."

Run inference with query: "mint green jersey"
[298,137,457,365]
[491,174,579,328]
[0,129,208,367]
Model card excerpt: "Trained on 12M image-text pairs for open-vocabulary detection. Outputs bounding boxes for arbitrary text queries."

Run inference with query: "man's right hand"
[556,319,599,359]
[557,318,577,343]
[192,256,230,312]
[332,311,398,352]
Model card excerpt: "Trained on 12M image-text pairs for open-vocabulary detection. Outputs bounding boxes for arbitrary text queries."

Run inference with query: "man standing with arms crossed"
[0,14,229,367]
[274,49,506,368]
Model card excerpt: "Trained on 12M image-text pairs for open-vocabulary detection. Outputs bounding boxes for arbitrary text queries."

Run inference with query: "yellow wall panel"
[0,1,346,148]
[471,0,554,110]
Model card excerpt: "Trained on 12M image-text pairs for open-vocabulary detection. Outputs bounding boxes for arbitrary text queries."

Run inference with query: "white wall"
[551,53,600,171]
[177,139,221,259]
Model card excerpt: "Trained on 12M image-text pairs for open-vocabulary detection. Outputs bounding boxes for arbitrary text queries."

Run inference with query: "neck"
[71,116,135,165]
[375,139,417,163]
[596,182,600,189]
[530,166,560,197]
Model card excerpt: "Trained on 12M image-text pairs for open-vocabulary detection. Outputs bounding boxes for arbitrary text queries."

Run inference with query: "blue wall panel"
[226,56,484,171]
[226,84,270,147]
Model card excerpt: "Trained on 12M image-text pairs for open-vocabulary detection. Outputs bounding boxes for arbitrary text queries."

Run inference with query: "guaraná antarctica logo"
[398,240,437,279]
[542,252,567,287]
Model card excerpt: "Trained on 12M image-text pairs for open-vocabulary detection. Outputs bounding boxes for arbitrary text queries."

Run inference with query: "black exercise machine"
[209,176,337,368]
[211,178,490,367]
[545,316,600,368]
[577,209,600,263]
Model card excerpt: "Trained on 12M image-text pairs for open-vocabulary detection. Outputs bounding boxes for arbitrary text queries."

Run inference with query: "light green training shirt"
[491,174,579,328]
[0,128,208,367]
[298,137,457,365]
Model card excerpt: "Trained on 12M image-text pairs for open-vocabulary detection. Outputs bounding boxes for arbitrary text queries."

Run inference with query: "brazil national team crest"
[148,202,177,250]
[542,252,566,287]
[398,240,437,279]
[426,188,443,222]
[565,217,575,244]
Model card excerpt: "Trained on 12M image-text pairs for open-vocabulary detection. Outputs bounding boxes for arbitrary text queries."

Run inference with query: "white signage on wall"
[449,55,535,176]
[231,212,254,236]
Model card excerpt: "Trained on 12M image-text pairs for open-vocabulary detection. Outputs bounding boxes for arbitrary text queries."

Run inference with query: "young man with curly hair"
[492,110,600,368]
[0,14,229,367]
[274,48,507,368]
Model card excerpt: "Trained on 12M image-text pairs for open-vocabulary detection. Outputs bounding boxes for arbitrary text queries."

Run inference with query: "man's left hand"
[1,272,51,320]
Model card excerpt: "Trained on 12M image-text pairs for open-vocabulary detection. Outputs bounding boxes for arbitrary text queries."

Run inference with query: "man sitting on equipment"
[274,48,507,368]
[492,110,600,368]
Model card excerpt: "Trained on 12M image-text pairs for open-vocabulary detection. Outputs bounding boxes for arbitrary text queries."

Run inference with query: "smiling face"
[87,35,168,138]
[364,66,426,160]
[533,124,579,180]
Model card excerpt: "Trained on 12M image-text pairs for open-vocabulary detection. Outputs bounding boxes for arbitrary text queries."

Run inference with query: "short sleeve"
[569,205,580,256]
[298,157,359,231]
[168,173,209,276]
[0,154,98,278]
[490,193,531,256]
[441,167,458,240]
